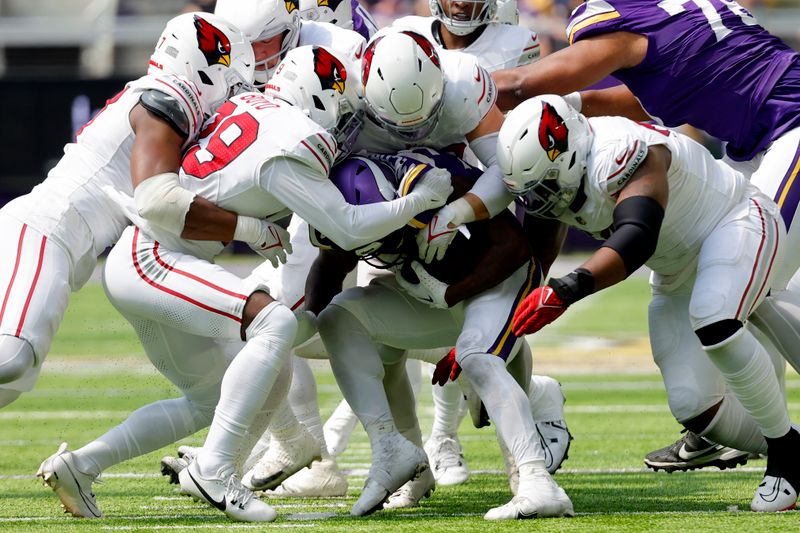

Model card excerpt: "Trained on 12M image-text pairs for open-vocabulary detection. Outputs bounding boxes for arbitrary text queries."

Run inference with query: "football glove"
[247,220,293,268]
[512,285,569,336]
[432,348,461,386]
[395,260,449,309]
[416,203,460,263]
[402,166,453,212]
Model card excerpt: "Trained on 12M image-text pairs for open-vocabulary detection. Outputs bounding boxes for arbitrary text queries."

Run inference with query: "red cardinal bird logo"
[194,16,231,67]
[361,36,383,85]
[313,47,347,94]
[401,30,441,69]
[538,101,569,162]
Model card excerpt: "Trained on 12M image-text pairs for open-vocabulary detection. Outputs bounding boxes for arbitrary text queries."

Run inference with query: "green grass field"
[1,267,799,532]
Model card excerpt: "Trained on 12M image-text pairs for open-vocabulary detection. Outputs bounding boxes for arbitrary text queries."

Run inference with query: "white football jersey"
[354,49,496,154]
[1,74,206,272]
[559,117,760,277]
[143,92,336,260]
[392,16,540,72]
[299,20,366,66]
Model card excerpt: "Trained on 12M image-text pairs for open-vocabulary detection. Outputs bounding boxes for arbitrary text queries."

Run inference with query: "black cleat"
[645,431,749,473]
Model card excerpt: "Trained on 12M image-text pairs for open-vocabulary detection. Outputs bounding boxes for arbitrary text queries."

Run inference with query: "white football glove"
[402,167,453,211]
[395,260,449,309]
[243,219,293,268]
[416,203,460,263]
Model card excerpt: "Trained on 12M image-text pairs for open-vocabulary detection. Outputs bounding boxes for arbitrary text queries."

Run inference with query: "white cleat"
[177,445,199,462]
[751,475,798,512]
[424,434,469,486]
[242,428,321,491]
[160,455,189,485]
[37,442,103,518]
[269,458,348,497]
[537,420,572,474]
[323,399,359,457]
[484,469,574,520]
[384,468,435,509]
[179,461,277,522]
[351,432,429,516]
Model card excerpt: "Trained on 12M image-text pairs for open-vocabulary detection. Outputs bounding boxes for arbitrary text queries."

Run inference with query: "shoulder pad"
[139,89,191,138]
[442,52,496,134]
[567,0,622,45]
[593,135,649,196]
[516,31,541,67]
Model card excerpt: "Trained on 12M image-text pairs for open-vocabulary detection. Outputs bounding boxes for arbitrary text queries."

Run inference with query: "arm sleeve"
[260,157,426,251]
[466,132,515,218]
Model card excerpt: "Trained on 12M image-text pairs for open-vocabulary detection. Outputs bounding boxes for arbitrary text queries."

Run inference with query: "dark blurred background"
[0,0,798,251]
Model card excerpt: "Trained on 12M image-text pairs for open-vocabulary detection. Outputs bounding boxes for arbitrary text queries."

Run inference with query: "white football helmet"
[215,0,302,87]
[497,95,593,218]
[299,0,353,29]
[265,45,364,159]
[362,30,444,142]
[429,0,497,36]
[148,13,255,115]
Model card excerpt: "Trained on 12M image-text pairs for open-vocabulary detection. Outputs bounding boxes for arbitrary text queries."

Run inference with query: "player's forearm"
[580,85,650,120]
[304,252,356,314]
[466,166,515,220]
[180,196,237,241]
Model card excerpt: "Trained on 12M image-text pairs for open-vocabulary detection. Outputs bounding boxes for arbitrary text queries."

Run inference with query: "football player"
[498,95,800,512]
[306,149,574,519]
[36,46,452,523]
[298,0,379,39]
[488,0,800,474]
[0,13,265,409]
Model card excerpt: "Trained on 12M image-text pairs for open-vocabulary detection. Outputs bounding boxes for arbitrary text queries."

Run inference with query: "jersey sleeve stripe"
[155,78,198,134]
[300,139,330,174]
[316,133,336,154]
[605,140,640,181]
[568,10,621,44]
[775,142,800,228]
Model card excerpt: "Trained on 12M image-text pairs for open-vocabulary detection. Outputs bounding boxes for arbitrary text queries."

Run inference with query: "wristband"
[563,91,582,113]
[233,216,262,244]
[548,267,594,305]
[446,197,475,227]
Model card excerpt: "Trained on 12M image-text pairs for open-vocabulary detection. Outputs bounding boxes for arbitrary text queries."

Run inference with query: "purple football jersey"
[567,0,800,160]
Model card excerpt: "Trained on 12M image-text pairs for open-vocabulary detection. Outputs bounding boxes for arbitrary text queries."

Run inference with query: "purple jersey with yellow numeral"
[567,0,800,161]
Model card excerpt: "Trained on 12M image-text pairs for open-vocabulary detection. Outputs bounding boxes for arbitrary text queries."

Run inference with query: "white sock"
[76,396,213,477]
[700,392,768,454]
[459,353,545,466]
[197,302,295,476]
[704,328,791,439]
[323,398,359,457]
[288,356,330,459]
[430,379,464,437]
[528,375,564,422]
[384,359,423,447]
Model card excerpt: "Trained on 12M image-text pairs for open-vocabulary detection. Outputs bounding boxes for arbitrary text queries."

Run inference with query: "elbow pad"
[139,89,191,138]
[133,172,196,235]
[602,195,664,276]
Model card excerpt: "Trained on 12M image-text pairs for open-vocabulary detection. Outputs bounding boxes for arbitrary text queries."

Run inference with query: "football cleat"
[484,468,574,520]
[751,475,798,512]
[242,427,321,491]
[424,434,469,486]
[644,431,749,473]
[37,442,103,518]
[351,432,429,516]
[752,427,800,512]
[384,467,435,509]
[177,445,199,462]
[323,399,359,457]
[160,455,189,485]
[269,458,348,497]
[179,461,277,522]
[537,421,573,474]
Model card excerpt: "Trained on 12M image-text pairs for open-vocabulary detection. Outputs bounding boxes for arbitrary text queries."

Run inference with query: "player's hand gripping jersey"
[567,0,800,160]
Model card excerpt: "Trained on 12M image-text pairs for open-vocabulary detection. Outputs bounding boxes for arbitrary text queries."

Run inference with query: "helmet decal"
[318,0,345,8]
[285,0,299,12]
[194,15,232,67]
[538,101,569,162]
[400,31,441,69]
[313,46,347,94]
[361,36,383,85]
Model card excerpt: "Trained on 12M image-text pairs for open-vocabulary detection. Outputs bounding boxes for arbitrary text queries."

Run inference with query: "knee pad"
[246,301,297,342]
[695,319,743,347]
[0,335,35,385]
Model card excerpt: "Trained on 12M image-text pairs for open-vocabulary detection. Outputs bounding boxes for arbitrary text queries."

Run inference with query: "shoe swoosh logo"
[517,510,539,519]
[187,469,226,511]
[615,146,633,165]
[677,443,718,461]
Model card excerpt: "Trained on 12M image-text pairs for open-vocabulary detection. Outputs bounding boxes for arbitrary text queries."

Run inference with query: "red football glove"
[512,286,569,336]
[432,348,461,386]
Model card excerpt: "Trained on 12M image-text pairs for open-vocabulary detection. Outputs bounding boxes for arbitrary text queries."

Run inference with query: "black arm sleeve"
[139,89,191,138]
[601,195,665,276]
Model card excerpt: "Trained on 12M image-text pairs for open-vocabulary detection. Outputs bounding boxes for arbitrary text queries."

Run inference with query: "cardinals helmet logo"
[194,15,231,67]
[318,0,345,9]
[361,36,383,85]
[401,31,441,69]
[538,101,569,162]
[285,0,299,12]
[313,47,347,94]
